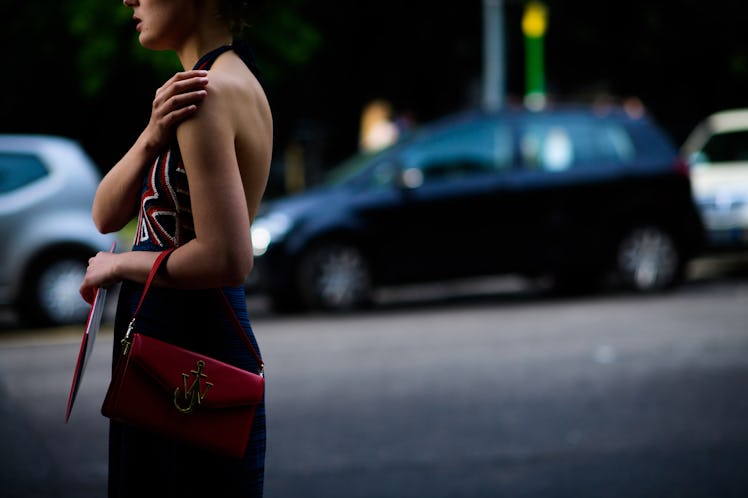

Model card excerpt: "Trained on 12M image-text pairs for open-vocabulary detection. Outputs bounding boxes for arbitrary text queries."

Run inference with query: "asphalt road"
[1,255,747,498]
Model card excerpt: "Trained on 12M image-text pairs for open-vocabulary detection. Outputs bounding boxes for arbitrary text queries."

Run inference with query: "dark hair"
[219,0,250,35]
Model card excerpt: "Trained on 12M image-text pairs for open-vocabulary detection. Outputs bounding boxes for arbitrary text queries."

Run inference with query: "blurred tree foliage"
[543,0,748,141]
[2,0,320,169]
[3,1,748,189]
[65,1,144,97]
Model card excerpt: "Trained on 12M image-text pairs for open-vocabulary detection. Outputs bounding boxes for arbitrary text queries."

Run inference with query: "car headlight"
[251,213,292,256]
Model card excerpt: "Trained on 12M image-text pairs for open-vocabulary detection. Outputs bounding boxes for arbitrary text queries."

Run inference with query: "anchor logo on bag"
[173,360,214,414]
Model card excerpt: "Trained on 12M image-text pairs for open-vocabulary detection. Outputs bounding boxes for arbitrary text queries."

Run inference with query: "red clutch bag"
[101,249,264,459]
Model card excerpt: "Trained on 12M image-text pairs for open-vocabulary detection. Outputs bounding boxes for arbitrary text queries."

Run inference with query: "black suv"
[249,106,705,311]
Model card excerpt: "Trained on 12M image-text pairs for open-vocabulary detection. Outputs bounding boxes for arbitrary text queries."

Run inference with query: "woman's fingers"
[146,71,210,145]
[159,89,207,127]
[156,79,208,108]
[157,70,209,103]
[167,88,208,111]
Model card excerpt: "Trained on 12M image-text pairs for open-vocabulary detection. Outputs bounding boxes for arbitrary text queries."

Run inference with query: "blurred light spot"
[593,345,617,364]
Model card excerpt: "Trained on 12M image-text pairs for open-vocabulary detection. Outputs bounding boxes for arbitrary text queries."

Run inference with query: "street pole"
[522,1,548,110]
[482,0,506,111]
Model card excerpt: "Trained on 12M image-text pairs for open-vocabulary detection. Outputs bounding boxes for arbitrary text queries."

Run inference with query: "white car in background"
[682,108,748,250]
[0,135,118,326]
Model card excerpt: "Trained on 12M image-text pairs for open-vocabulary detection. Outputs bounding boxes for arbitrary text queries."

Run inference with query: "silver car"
[0,135,118,326]
[682,108,748,249]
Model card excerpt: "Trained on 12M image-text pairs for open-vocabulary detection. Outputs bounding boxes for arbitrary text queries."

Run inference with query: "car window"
[399,121,512,185]
[697,130,748,163]
[519,118,635,172]
[599,124,636,163]
[0,153,48,194]
[520,125,574,171]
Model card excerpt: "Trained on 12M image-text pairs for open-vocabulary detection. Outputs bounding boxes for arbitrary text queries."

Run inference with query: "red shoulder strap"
[131,248,263,374]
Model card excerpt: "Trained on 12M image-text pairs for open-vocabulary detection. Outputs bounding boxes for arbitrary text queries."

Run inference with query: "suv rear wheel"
[616,226,682,292]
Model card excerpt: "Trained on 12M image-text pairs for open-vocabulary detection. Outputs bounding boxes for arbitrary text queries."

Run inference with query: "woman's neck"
[176,26,233,70]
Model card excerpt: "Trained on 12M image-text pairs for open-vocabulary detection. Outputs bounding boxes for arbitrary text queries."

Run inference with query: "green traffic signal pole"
[525,34,545,98]
[522,1,547,110]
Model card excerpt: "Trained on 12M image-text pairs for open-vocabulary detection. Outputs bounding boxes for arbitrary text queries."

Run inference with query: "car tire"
[296,241,373,311]
[18,253,91,326]
[616,226,683,292]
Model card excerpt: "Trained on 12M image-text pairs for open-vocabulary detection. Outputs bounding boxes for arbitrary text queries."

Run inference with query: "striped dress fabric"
[108,43,266,498]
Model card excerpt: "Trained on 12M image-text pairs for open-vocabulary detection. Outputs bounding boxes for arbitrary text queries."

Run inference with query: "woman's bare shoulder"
[205,52,272,211]
[209,54,268,109]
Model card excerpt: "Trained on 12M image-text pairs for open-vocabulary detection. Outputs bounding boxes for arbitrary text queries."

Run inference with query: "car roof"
[463,103,640,120]
[0,134,79,150]
[701,108,748,133]
[421,104,648,133]
[681,108,748,154]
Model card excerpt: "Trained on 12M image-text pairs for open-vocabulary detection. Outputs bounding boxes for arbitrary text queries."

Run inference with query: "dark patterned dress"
[108,43,266,498]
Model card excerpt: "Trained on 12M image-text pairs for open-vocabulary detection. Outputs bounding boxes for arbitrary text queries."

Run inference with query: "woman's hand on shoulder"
[142,70,210,152]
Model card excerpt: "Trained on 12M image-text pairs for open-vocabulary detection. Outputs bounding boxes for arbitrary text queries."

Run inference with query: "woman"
[79,0,272,496]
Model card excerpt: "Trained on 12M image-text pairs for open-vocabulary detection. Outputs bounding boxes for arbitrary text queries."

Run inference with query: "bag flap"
[129,333,264,409]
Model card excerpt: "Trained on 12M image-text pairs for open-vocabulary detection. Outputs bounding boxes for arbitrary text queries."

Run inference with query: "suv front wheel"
[616,226,683,292]
[296,241,373,311]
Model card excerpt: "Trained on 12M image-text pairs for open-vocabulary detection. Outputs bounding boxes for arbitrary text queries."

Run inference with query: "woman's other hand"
[79,251,120,304]
[143,70,209,151]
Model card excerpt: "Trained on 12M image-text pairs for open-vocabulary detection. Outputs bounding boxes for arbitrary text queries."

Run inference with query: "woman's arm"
[79,101,245,300]
[92,70,210,233]
[80,66,270,299]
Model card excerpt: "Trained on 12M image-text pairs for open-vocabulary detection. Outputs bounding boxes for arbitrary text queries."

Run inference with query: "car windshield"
[322,152,375,186]
[321,125,426,187]
[321,145,396,187]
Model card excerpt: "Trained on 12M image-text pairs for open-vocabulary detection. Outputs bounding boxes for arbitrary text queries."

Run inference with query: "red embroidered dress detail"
[134,147,194,250]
